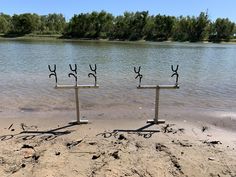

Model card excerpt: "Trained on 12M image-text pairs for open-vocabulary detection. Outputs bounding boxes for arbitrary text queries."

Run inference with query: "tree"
[11,13,40,34]
[64,11,114,39]
[0,13,11,33]
[128,11,148,40]
[148,14,175,41]
[40,13,66,34]
[112,14,130,40]
[172,16,191,41]
[112,11,148,40]
[143,15,155,40]
[64,13,91,38]
[188,12,209,42]
[172,12,209,42]
[95,11,114,38]
[209,18,235,42]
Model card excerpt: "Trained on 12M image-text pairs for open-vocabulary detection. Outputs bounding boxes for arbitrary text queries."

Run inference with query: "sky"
[1,0,236,22]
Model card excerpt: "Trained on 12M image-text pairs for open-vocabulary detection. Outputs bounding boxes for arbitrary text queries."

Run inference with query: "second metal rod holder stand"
[134,65,179,124]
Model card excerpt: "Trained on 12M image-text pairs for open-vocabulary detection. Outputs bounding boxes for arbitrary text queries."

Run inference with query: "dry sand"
[0,107,236,177]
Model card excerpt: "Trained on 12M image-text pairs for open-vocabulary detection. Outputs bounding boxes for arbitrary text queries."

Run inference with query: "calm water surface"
[0,40,236,118]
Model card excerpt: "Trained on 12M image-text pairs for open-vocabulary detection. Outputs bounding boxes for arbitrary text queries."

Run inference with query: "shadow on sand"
[0,123,77,141]
[97,123,160,139]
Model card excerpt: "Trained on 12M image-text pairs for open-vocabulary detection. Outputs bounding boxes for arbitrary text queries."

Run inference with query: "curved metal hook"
[88,73,97,85]
[89,64,97,74]
[68,64,78,85]
[171,65,179,86]
[134,66,143,87]
[88,64,97,86]
[48,64,57,84]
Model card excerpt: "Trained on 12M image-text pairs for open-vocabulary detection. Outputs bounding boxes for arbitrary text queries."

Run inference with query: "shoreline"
[1,35,236,45]
[1,104,236,132]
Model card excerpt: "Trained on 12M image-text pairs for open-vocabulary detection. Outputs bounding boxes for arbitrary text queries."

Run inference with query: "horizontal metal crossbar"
[55,85,99,89]
[137,85,179,89]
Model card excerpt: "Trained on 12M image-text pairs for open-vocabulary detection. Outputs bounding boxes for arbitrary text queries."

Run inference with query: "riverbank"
[0,108,236,177]
[1,34,236,44]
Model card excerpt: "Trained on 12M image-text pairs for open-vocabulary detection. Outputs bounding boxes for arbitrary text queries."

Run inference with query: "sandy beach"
[0,106,235,177]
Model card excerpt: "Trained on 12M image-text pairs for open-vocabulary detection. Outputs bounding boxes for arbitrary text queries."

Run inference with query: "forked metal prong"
[69,64,77,74]
[48,64,57,84]
[68,64,78,85]
[88,64,97,85]
[171,65,179,72]
[134,66,143,87]
[171,65,179,86]
[134,66,141,74]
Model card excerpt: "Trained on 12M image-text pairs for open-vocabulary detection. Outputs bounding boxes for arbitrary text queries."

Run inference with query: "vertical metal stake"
[75,88,80,123]
[154,88,160,124]
[147,87,165,124]
[69,88,88,124]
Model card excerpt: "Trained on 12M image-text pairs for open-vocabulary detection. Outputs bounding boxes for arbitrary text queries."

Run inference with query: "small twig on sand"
[8,124,13,130]
[69,151,96,154]
[202,140,222,147]
[202,126,209,132]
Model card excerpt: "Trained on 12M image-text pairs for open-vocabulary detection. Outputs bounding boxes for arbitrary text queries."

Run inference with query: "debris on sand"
[32,154,40,161]
[110,151,119,159]
[8,124,13,130]
[202,140,222,147]
[155,143,184,175]
[208,157,215,161]
[20,123,38,131]
[66,140,83,149]
[161,124,185,134]
[202,126,209,132]
[92,154,100,160]
[21,144,35,150]
[155,143,167,152]
[55,152,61,156]
[172,140,192,147]
[118,134,126,140]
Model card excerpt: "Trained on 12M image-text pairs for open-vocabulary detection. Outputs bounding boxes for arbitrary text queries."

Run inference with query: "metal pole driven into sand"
[134,65,180,124]
[48,64,99,124]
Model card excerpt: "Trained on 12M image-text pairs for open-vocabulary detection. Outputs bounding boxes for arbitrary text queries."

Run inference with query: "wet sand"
[0,106,236,177]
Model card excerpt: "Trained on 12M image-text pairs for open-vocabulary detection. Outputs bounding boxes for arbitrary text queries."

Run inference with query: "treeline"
[0,13,66,36]
[0,11,235,42]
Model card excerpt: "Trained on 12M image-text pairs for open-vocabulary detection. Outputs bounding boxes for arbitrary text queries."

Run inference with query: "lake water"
[1,40,236,120]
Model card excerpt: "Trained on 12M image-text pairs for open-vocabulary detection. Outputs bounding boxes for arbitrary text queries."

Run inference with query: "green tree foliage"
[209,18,235,42]
[111,11,148,40]
[11,13,40,34]
[0,13,11,33]
[143,15,155,40]
[40,13,66,34]
[129,11,149,40]
[0,11,235,42]
[64,13,90,38]
[173,12,209,41]
[172,16,190,41]
[144,14,175,41]
[65,11,114,39]
[111,14,131,40]
[188,12,209,42]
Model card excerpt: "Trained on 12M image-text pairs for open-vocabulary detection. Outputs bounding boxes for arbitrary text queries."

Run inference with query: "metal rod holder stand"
[134,65,180,124]
[48,64,99,124]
